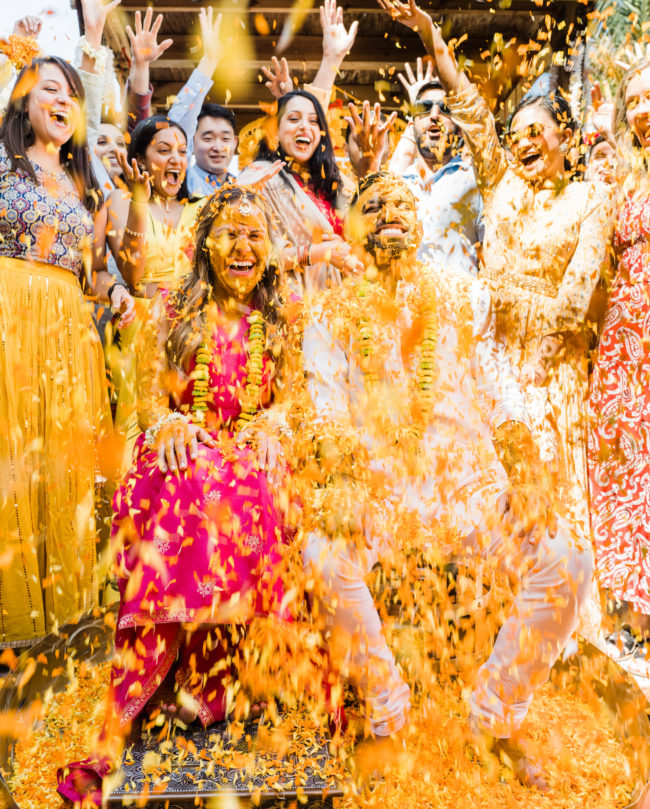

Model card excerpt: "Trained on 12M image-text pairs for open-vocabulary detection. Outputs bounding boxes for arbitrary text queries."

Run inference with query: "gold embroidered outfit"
[448,84,614,530]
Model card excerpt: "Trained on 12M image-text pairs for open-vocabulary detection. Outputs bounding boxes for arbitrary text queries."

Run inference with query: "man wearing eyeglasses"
[389,58,483,278]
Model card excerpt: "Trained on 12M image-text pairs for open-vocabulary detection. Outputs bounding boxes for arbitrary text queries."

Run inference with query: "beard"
[416,130,461,163]
[364,230,416,260]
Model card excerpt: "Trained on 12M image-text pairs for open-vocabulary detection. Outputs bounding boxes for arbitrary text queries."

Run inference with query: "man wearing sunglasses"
[389,61,483,278]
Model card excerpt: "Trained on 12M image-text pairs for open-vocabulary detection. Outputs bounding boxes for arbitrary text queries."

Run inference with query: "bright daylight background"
[0,0,79,61]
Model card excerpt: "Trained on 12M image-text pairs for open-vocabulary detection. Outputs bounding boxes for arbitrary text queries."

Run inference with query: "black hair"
[350,170,415,208]
[0,56,102,213]
[167,185,281,372]
[509,90,577,134]
[127,114,190,200]
[508,90,578,174]
[415,80,445,100]
[197,102,237,134]
[255,89,341,208]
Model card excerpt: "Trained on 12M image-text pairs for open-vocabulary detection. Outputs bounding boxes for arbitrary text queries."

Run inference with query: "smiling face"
[207,199,272,304]
[625,66,650,148]
[413,87,458,166]
[142,125,188,198]
[25,62,81,150]
[193,115,237,179]
[96,122,126,180]
[508,101,570,182]
[355,178,422,265]
[277,95,321,166]
[586,140,616,184]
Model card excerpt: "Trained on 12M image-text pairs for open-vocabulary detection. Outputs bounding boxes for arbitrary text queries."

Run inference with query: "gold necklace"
[152,191,171,213]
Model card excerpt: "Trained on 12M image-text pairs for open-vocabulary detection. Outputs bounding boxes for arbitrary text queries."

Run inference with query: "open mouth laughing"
[228,259,256,276]
[518,149,543,171]
[50,110,70,129]
[294,135,313,151]
[375,222,408,238]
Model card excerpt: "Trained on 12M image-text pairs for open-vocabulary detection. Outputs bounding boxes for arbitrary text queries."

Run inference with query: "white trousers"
[303,514,594,738]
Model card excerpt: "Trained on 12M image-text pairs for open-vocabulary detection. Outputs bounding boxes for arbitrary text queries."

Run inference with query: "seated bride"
[58,185,301,804]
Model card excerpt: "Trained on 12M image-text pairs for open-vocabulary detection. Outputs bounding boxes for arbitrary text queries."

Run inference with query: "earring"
[559,143,569,154]
[24,117,32,135]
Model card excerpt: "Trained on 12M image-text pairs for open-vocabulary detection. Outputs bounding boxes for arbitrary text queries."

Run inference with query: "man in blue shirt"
[184,103,238,196]
[389,64,483,278]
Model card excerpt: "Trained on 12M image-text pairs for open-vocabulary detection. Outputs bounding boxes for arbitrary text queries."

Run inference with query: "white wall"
[0,0,79,62]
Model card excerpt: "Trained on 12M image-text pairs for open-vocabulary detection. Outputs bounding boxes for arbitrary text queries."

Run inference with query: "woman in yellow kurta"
[95,115,204,470]
[0,57,134,647]
[379,0,613,534]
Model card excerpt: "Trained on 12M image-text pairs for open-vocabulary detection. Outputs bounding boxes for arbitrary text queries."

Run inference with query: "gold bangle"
[124,226,146,239]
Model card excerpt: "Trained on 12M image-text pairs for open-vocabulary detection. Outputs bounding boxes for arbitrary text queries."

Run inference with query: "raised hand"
[125,8,173,67]
[589,82,615,140]
[320,0,359,63]
[261,56,293,99]
[377,0,430,31]
[13,16,42,39]
[345,100,398,177]
[117,152,152,203]
[378,0,464,93]
[247,159,286,192]
[80,0,121,50]
[198,6,223,76]
[397,57,435,105]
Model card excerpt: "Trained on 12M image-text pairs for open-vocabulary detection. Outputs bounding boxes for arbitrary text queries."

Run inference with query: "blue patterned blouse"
[0,142,93,277]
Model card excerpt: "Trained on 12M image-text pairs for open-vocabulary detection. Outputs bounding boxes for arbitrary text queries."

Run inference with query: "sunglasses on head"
[505,122,548,147]
[412,99,451,118]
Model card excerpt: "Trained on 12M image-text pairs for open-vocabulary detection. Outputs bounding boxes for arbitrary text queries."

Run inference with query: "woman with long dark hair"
[0,56,133,648]
[58,186,298,805]
[239,89,363,293]
[379,0,613,542]
[95,114,206,468]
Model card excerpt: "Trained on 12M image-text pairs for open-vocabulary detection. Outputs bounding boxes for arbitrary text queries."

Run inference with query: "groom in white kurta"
[302,172,593,786]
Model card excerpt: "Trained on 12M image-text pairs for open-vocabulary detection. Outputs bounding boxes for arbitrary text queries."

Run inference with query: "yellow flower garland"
[356,279,439,439]
[190,312,266,432]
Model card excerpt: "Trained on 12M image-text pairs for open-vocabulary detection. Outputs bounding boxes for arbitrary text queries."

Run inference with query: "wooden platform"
[107,713,343,808]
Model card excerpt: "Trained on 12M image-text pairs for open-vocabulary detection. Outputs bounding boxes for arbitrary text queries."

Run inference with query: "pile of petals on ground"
[6,653,644,809]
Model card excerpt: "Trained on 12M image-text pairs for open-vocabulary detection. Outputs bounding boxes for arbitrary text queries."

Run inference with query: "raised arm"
[167,8,223,155]
[124,8,173,130]
[306,0,359,110]
[107,153,151,288]
[388,58,434,175]
[378,0,508,191]
[77,0,121,149]
[344,100,397,179]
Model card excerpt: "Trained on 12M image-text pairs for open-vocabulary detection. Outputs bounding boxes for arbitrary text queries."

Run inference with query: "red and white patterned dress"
[588,192,650,614]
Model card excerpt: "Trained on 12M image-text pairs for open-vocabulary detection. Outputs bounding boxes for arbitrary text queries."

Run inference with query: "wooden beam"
[103,0,576,14]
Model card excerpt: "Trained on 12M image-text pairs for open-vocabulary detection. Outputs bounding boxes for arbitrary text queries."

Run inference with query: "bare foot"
[160,701,198,724]
[468,717,549,792]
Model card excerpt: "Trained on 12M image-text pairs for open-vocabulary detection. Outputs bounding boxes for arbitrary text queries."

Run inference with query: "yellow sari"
[111,200,204,472]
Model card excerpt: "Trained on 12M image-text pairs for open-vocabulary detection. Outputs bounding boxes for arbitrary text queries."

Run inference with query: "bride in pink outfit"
[58,185,297,804]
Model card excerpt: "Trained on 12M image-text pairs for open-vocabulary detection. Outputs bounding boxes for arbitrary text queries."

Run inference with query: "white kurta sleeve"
[469,280,529,430]
[302,304,352,424]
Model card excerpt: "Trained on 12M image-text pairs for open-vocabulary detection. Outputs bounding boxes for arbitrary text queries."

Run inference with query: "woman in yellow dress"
[379,0,613,535]
[95,115,205,470]
[0,57,133,648]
